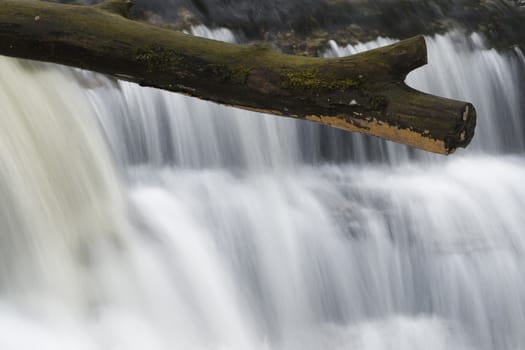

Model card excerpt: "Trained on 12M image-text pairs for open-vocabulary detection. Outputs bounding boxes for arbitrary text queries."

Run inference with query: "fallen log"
[0,0,476,154]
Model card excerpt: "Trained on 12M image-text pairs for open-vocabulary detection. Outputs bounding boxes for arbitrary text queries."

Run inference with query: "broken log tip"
[445,102,477,154]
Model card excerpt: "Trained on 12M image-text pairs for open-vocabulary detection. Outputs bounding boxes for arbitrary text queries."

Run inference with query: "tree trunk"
[0,0,476,154]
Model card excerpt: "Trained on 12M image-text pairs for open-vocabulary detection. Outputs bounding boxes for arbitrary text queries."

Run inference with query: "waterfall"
[0,27,524,349]
[0,59,130,309]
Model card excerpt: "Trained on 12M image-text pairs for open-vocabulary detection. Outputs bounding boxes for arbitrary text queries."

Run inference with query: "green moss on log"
[281,69,363,91]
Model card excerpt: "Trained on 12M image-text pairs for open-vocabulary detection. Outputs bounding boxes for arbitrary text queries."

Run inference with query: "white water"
[0,29,524,350]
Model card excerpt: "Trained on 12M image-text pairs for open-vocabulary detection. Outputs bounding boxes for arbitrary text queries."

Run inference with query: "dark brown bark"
[0,0,476,154]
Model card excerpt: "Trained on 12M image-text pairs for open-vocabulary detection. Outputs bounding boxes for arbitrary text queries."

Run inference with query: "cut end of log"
[444,102,477,154]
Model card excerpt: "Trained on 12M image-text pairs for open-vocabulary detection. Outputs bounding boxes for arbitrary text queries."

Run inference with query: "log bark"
[0,0,476,154]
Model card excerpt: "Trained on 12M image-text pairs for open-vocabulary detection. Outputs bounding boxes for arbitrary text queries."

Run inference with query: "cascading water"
[0,26,524,350]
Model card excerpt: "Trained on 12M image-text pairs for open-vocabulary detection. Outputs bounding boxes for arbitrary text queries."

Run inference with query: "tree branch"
[0,0,477,154]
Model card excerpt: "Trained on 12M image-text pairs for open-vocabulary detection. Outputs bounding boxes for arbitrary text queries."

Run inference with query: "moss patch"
[281,69,363,91]
[229,65,251,84]
[135,48,182,72]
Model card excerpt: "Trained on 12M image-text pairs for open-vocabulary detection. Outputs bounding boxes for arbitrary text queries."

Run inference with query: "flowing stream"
[0,28,524,350]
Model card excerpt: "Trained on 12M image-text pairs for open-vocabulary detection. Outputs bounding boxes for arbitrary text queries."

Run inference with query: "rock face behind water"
[55,0,525,54]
